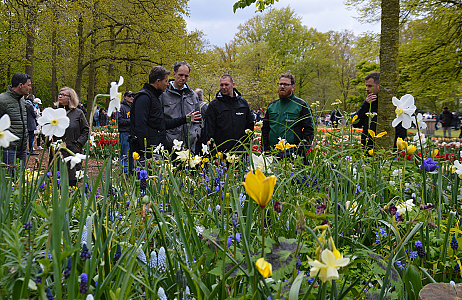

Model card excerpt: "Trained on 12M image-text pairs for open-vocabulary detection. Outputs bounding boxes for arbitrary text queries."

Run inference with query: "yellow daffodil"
[275,139,296,152]
[256,257,272,278]
[329,237,341,259]
[368,130,387,140]
[242,169,277,208]
[216,152,223,160]
[202,157,209,163]
[351,115,358,123]
[308,249,350,283]
[368,149,374,156]
[133,152,140,160]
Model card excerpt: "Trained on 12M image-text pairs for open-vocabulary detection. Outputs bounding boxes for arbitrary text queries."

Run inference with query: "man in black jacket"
[439,106,454,138]
[130,66,200,161]
[206,74,254,154]
[119,91,134,174]
[353,72,406,150]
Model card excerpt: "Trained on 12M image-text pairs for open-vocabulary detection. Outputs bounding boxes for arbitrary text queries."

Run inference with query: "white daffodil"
[392,94,417,129]
[176,149,190,162]
[255,121,263,126]
[189,155,201,168]
[251,153,273,173]
[308,249,350,283]
[50,139,64,151]
[413,133,427,148]
[89,135,96,147]
[411,113,427,130]
[63,153,87,169]
[226,154,239,164]
[172,139,183,151]
[245,129,253,135]
[38,108,70,138]
[365,112,377,118]
[202,143,209,155]
[454,161,462,177]
[154,143,164,154]
[396,199,415,215]
[107,76,124,117]
[76,170,85,180]
[0,114,19,148]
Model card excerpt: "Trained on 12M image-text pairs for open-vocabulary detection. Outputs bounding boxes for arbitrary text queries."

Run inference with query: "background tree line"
[1,0,460,120]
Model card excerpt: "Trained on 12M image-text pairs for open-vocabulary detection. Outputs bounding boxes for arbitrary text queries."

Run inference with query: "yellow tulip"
[368,149,374,156]
[406,145,417,155]
[242,169,277,208]
[396,137,407,151]
[351,115,358,123]
[133,152,140,160]
[368,130,387,140]
[256,257,273,278]
[275,139,296,152]
[431,149,439,158]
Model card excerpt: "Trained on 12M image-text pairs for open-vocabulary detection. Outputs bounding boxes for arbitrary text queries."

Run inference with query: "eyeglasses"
[278,83,293,87]
[127,95,134,98]
[58,93,70,97]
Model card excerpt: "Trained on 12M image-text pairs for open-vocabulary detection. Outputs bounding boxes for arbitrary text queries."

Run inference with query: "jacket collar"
[279,93,295,102]
[216,88,241,100]
[7,85,23,100]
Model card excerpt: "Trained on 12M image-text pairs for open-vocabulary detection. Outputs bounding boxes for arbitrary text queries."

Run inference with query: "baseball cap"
[33,98,42,105]
[124,91,134,97]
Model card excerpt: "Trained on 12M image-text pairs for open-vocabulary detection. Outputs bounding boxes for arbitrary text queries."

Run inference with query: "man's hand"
[186,110,201,123]
[365,94,377,104]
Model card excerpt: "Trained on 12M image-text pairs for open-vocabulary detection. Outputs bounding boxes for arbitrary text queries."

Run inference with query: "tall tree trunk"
[51,2,58,103]
[86,33,96,124]
[376,0,400,149]
[25,3,37,83]
[75,15,84,99]
[106,25,116,108]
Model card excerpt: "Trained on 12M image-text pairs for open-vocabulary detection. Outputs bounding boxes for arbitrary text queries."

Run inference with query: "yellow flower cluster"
[396,137,416,154]
[275,139,296,152]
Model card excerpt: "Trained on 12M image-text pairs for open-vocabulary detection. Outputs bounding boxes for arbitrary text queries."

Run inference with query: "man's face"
[278,77,294,99]
[365,78,379,95]
[18,79,32,96]
[173,65,190,89]
[220,77,235,97]
[156,75,170,92]
[125,95,133,105]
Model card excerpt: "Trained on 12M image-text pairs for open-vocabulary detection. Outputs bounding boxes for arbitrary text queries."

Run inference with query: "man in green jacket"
[0,73,32,166]
[262,72,314,156]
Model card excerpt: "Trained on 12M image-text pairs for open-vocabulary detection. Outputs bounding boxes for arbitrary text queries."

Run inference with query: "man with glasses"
[119,91,134,174]
[262,72,314,155]
[0,72,32,167]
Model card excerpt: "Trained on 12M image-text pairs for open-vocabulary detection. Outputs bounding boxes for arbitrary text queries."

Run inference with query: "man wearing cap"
[119,91,134,174]
[33,98,44,150]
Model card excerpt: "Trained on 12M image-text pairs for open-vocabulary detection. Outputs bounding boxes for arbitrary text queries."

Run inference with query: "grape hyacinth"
[114,244,121,263]
[81,225,87,244]
[455,263,461,274]
[158,247,167,272]
[140,170,148,193]
[80,273,88,294]
[36,268,43,284]
[451,236,459,251]
[80,243,91,261]
[157,287,167,300]
[149,250,157,269]
[415,240,426,258]
[63,257,72,279]
[137,246,147,264]
[46,288,54,300]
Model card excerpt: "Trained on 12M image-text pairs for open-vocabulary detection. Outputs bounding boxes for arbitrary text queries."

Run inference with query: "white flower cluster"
[148,247,167,272]
[137,246,147,264]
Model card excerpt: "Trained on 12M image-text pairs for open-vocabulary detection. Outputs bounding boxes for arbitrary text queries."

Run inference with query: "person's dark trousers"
[120,132,134,174]
[3,148,27,170]
[28,131,35,151]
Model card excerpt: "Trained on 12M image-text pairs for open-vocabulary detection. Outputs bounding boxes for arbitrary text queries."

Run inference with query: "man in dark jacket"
[439,106,454,138]
[0,73,32,166]
[130,66,200,160]
[353,72,406,150]
[262,72,314,156]
[119,91,134,174]
[206,74,254,154]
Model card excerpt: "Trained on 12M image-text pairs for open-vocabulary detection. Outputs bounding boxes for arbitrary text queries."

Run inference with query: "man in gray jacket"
[161,61,201,152]
[0,73,32,166]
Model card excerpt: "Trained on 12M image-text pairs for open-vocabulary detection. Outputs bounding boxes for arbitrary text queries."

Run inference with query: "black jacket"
[206,89,254,153]
[439,110,454,128]
[130,83,186,155]
[118,99,131,133]
[353,98,406,148]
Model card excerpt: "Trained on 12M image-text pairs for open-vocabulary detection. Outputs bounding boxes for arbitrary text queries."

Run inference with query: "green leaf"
[289,271,305,300]
[404,264,422,299]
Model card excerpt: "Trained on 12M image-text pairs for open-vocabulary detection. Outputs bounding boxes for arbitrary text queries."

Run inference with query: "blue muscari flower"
[395,261,405,271]
[227,237,233,248]
[136,167,140,171]
[36,268,43,284]
[451,236,459,250]
[415,241,423,248]
[46,172,52,178]
[158,247,167,272]
[455,263,461,273]
[235,232,241,243]
[80,243,91,260]
[56,171,60,178]
[24,222,32,231]
[46,288,54,300]
[410,251,418,260]
[114,244,121,263]
[232,213,238,228]
[80,273,88,294]
[356,185,363,193]
[39,183,46,190]
[64,256,72,279]
[126,200,130,208]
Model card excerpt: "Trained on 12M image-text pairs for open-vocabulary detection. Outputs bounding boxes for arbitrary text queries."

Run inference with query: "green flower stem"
[261,207,265,258]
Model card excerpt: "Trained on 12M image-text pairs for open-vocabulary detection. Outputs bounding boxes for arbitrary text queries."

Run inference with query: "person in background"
[93,106,100,127]
[25,94,38,155]
[78,101,87,116]
[439,106,454,138]
[119,91,134,174]
[54,87,89,186]
[194,88,208,155]
[99,107,108,127]
[33,98,43,150]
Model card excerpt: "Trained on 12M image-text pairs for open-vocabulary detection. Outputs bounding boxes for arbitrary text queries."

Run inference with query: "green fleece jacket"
[0,86,27,151]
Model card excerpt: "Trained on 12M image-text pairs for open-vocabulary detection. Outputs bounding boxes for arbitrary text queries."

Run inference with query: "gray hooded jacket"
[161,81,201,151]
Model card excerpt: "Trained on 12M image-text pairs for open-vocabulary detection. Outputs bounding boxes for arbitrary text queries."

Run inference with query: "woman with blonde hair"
[55,86,89,186]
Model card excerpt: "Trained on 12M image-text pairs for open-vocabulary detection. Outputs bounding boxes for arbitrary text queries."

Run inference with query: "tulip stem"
[261,207,265,258]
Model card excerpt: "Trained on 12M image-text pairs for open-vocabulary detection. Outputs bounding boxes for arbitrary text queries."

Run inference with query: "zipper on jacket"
[18,99,26,151]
